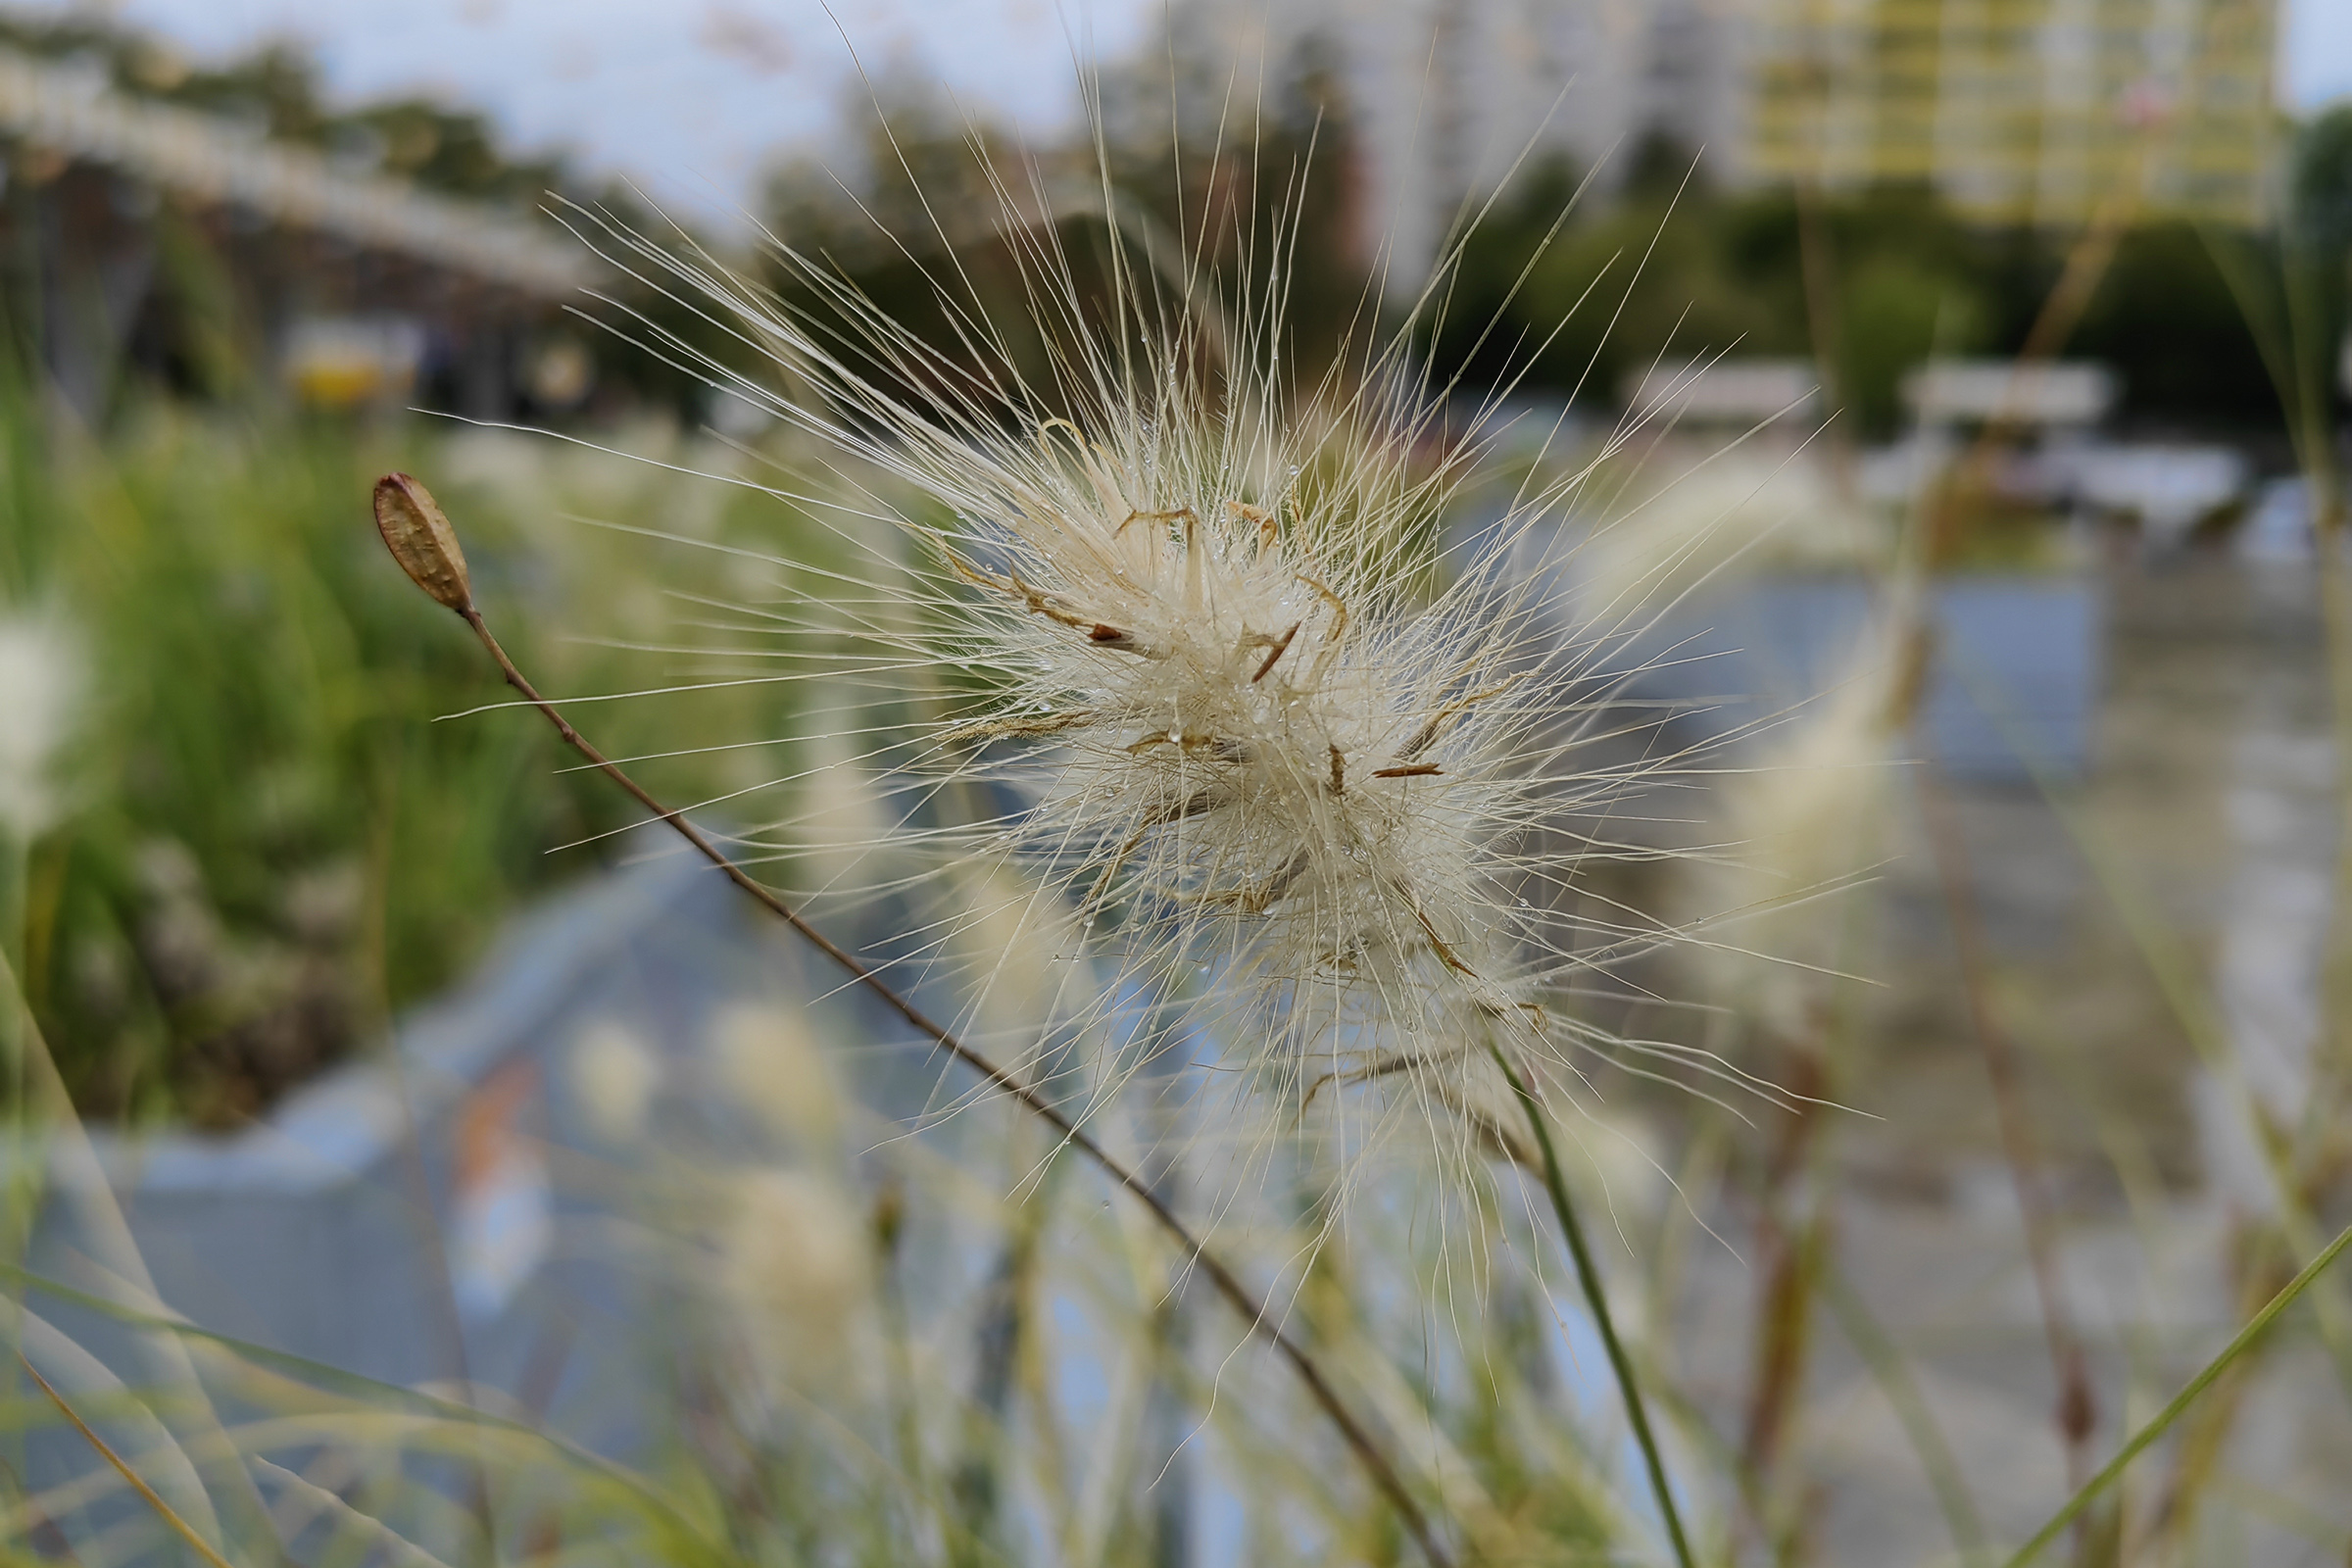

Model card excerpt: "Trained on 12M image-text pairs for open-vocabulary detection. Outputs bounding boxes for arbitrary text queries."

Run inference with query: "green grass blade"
[248,1458,454,1568]
[0,1262,725,1561]
[19,1352,237,1568]
[1491,1044,1697,1568]
[2000,1219,2352,1567]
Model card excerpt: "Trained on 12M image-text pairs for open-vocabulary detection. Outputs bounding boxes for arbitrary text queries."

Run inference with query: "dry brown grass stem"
[1868,186,2145,1512]
[1919,770,2097,1494]
[371,476,1457,1568]
[20,1352,239,1568]
[1921,164,2140,571]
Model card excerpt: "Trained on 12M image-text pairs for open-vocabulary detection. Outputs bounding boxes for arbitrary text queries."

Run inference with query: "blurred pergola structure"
[1744,0,2278,225]
[0,45,597,418]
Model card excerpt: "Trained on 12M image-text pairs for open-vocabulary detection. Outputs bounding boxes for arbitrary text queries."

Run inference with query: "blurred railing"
[0,46,592,297]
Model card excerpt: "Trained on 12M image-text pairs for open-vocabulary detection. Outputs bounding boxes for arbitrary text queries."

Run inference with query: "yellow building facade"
[1745,0,2278,224]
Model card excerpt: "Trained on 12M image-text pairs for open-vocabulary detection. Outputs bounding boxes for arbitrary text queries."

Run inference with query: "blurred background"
[1,0,2351,1564]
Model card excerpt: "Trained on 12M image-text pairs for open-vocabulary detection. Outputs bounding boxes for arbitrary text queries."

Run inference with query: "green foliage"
[2073,222,2279,427]
[0,10,718,426]
[1839,254,1988,431]
[2282,107,2352,438]
[1426,164,2304,434]
[1430,162,1778,406]
[1427,175,2006,436]
[0,401,813,1124]
[755,36,1380,427]
[758,109,1142,426]
[2290,105,2352,257]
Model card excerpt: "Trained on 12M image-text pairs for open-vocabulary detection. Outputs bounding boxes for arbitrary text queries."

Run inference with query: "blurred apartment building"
[1181,0,2277,290]
[0,46,591,419]
[1744,0,2277,224]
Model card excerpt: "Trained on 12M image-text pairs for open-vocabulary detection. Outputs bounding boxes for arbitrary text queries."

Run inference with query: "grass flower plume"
[930,412,1550,1083]
[567,193,1746,1188]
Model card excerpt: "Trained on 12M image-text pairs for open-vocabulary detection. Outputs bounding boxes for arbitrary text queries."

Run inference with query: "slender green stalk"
[1491,1044,1696,1568]
[2000,1218,2352,1568]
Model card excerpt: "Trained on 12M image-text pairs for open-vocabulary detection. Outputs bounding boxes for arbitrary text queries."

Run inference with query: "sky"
[17,0,2352,219]
[20,0,1163,220]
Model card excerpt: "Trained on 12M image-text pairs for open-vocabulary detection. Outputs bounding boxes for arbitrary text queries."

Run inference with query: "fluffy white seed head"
[571,1019,660,1144]
[0,610,81,843]
[1580,445,1888,618]
[559,173,1781,1194]
[1682,624,1905,1043]
[717,1167,872,1394]
[709,999,844,1152]
[937,413,1537,1018]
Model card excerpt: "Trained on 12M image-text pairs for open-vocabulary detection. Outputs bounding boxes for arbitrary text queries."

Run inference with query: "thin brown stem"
[1922,173,2138,573]
[1738,1044,1827,1495]
[451,606,1456,1568]
[1919,769,2096,1496]
[22,1353,237,1568]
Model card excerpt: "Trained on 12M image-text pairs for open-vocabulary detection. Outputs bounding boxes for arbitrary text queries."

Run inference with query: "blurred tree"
[750,37,1377,431]
[2291,105,2352,258]
[0,16,568,211]
[2072,222,2279,428]
[1421,154,1587,395]
[1723,184,1995,433]
[0,13,730,424]
[1430,181,1781,411]
[755,90,1102,424]
[1839,256,1989,431]
[343,100,569,208]
[2287,106,2352,428]
[1425,156,2296,435]
[1253,32,1376,383]
[1430,174,2001,436]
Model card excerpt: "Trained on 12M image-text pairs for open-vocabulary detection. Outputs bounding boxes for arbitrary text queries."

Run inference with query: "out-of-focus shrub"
[0,403,812,1124]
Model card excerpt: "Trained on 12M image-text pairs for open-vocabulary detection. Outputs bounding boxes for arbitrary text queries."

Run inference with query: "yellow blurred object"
[285,317,424,409]
[526,336,595,409]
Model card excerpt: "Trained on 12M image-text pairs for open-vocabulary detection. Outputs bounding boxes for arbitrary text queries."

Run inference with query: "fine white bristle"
[550,149,1780,1204]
